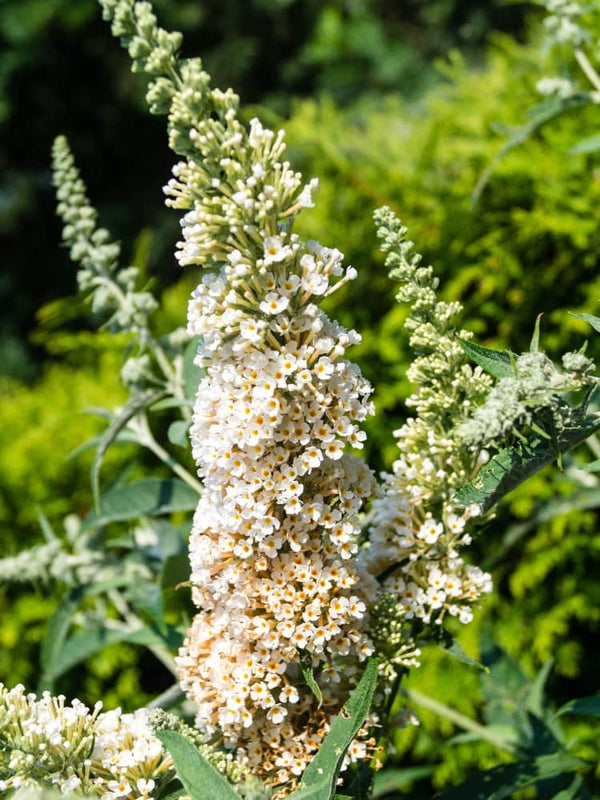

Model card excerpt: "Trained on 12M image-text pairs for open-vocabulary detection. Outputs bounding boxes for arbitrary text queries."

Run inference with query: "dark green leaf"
[527,712,564,757]
[127,582,165,631]
[437,638,488,672]
[157,730,240,800]
[569,133,600,154]
[569,312,600,333]
[546,773,593,800]
[342,762,374,799]
[457,338,514,379]
[83,478,199,528]
[557,696,600,717]
[480,639,531,729]
[38,586,85,692]
[91,389,165,506]
[436,752,589,800]
[162,552,192,591]
[454,417,600,513]
[289,658,378,800]
[526,660,553,718]
[45,623,183,681]
[372,766,434,798]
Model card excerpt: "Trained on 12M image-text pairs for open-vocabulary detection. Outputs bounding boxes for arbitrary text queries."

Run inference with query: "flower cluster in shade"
[0,684,174,800]
[360,209,494,668]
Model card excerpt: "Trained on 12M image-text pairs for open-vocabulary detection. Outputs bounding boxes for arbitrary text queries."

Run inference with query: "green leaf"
[45,623,183,682]
[581,459,600,472]
[38,586,85,692]
[183,337,204,401]
[36,506,58,543]
[372,766,434,798]
[526,660,553,718]
[83,478,199,528]
[569,133,600,154]
[168,419,190,446]
[557,696,600,717]
[529,314,543,354]
[161,551,192,591]
[547,774,593,800]
[343,762,374,799]
[569,312,600,334]
[472,93,593,204]
[91,389,166,507]
[457,338,514,379]
[127,582,165,632]
[436,752,589,800]
[437,637,488,672]
[301,661,323,707]
[289,658,378,800]
[157,730,240,800]
[454,417,600,513]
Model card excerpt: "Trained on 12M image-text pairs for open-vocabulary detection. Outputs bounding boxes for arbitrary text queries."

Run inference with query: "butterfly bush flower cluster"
[168,88,380,795]
[362,209,494,670]
[97,0,379,788]
[0,684,174,799]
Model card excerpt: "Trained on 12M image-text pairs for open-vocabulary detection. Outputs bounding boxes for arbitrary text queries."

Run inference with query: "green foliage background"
[2,0,600,795]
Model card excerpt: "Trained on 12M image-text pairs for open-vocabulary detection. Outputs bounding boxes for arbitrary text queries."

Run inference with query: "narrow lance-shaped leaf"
[157,730,241,800]
[83,477,199,528]
[437,637,488,672]
[456,338,514,379]
[288,657,379,800]
[569,312,600,334]
[471,93,593,204]
[91,389,166,507]
[47,623,183,683]
[569,133,600,154]
[529,314,543,354]
[38,586,85,692]
[454,417,600,513]
[557,696,600,717]
[437,751,590,800]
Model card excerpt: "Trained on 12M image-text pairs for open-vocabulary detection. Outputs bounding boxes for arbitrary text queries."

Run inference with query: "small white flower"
[259,292,290,315]
[263,236,291,263]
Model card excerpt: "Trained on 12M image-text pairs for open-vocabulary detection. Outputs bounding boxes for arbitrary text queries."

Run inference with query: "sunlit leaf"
[454,417,600,513]
[289,658,379,800]
[157,730,240,800]
[457,338,514,379]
